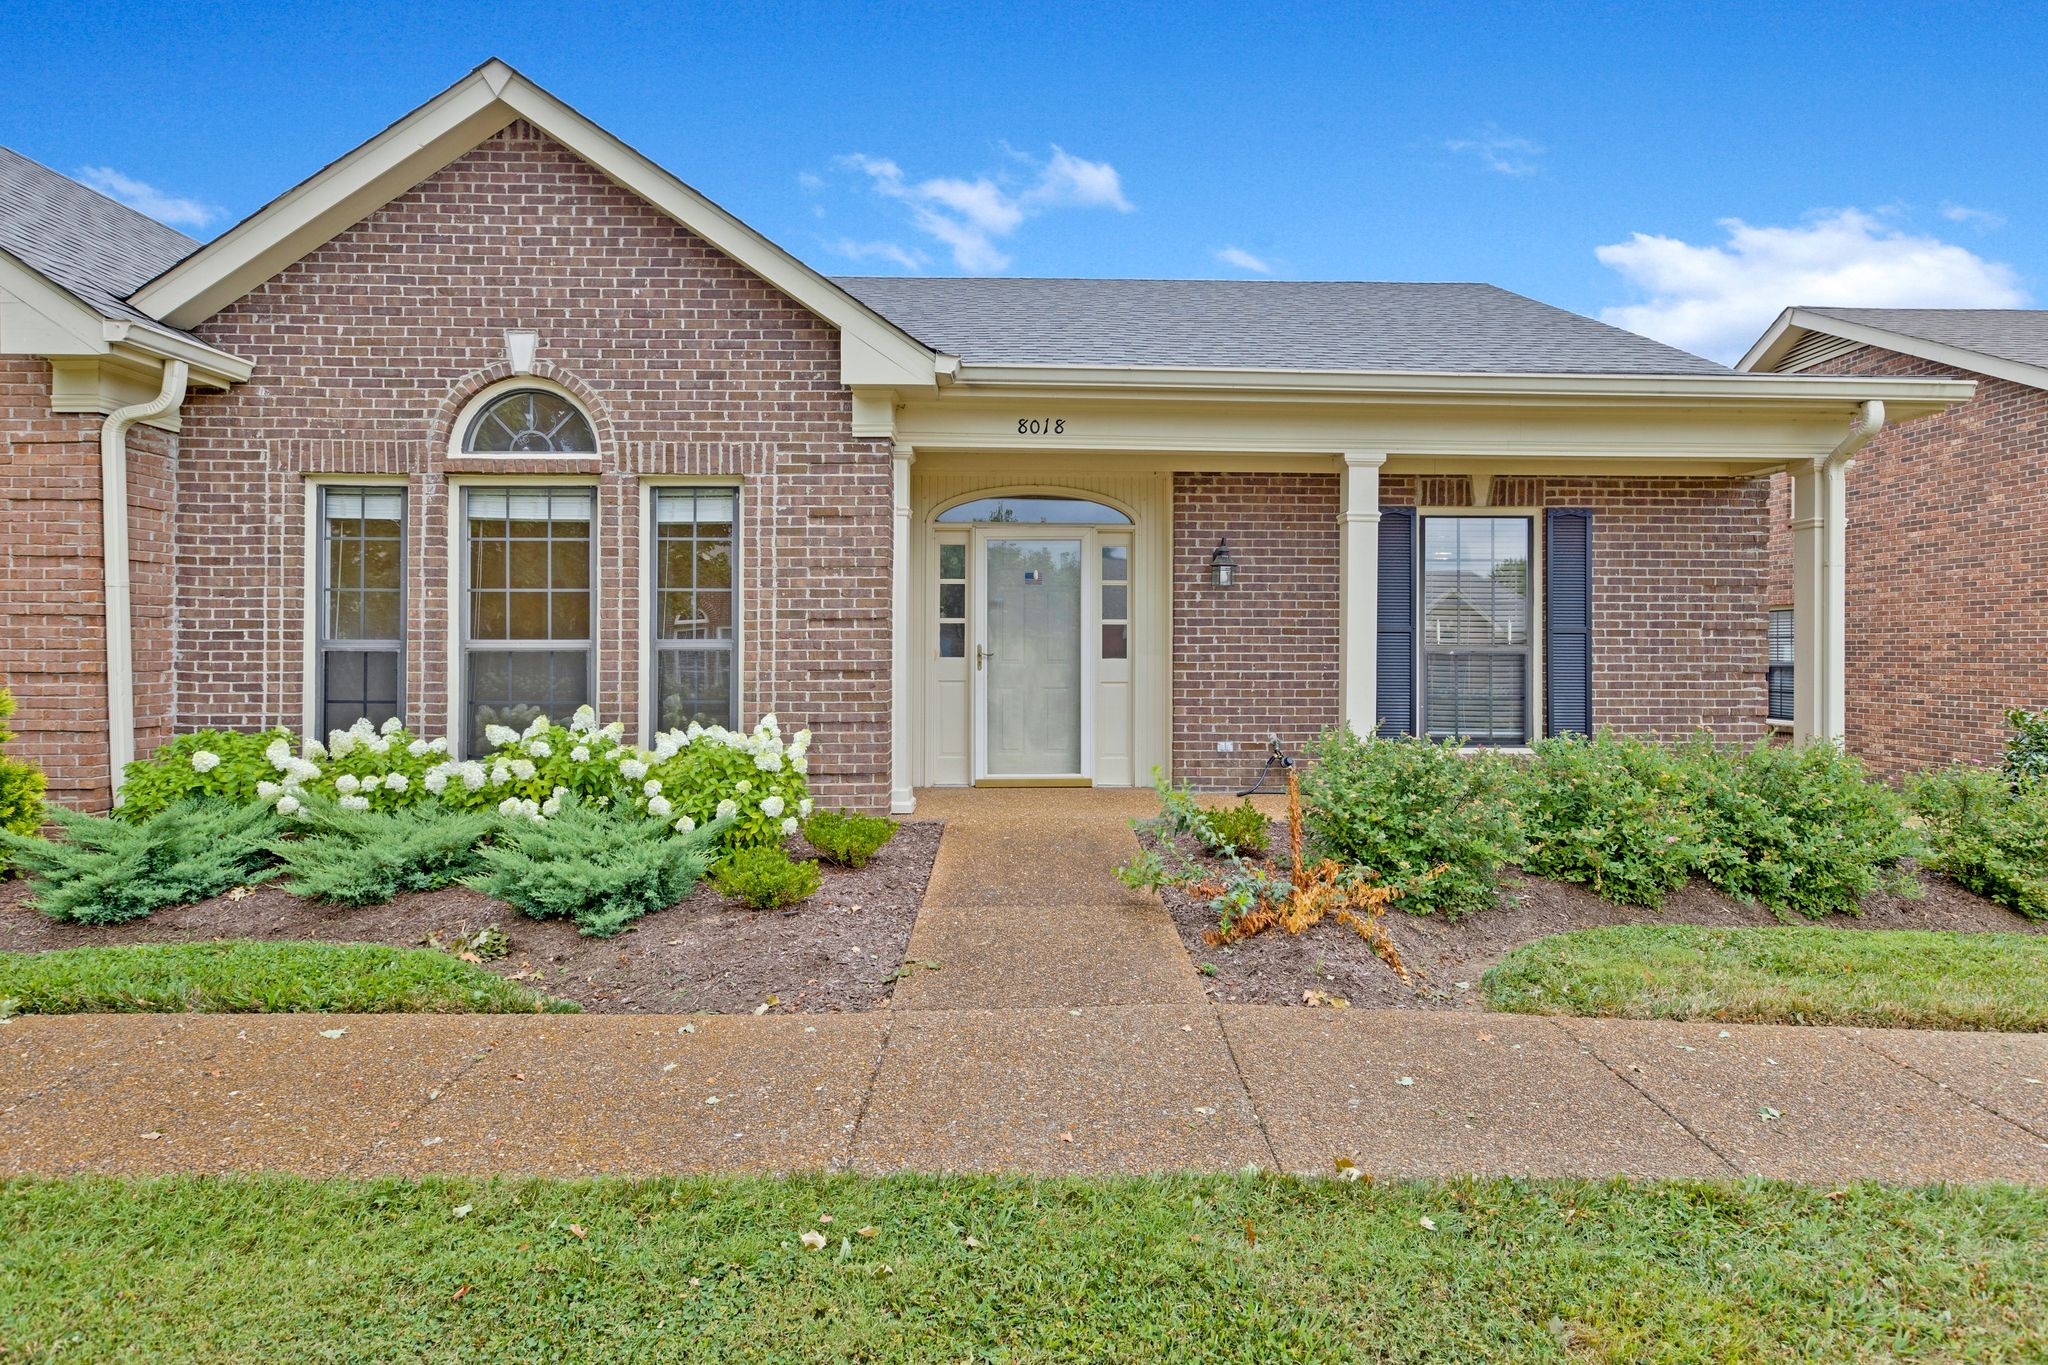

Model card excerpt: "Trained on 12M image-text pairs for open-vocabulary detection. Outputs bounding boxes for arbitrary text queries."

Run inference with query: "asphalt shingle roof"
[0,145,198,329]
[834,276,1728,375]
[1799,307,2048,373]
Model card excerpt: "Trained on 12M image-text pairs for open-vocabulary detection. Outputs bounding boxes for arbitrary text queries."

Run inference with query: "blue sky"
[5,1,2043,361]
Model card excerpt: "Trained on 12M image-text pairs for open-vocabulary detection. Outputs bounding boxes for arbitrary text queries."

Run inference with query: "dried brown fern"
[1200,771,1410,982]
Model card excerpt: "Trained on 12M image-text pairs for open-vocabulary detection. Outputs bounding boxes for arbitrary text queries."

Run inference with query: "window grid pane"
[464,486,594,752]
[1421,515,1531,745]
[652,488,739,731]
[936,537,966,659]
[318,486,405,732]
[1767,609,1795,721]
[1100,543,1129,660]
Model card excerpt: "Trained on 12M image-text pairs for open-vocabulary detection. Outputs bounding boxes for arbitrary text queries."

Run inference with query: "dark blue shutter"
[1375,507,1416,737]
[1545,508,1593,738]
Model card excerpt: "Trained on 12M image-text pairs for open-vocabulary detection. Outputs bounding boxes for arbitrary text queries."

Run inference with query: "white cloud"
[836,145,1132,272]
[1214,245,1272,274]
[826,237,927,272]
[75,165,220,229]
[1595,208,2029,362]
[1940,201,2007,230]
[1443,127,1543,177]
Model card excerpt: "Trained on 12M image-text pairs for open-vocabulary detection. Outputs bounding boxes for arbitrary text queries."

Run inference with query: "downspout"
[99,358,188,801]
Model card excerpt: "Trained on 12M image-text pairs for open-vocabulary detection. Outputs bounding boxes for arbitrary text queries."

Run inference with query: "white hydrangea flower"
[642,779,662,797]
[365,736,391,755]
[620,759,648,781]
[790,753,808,775]
[423,768,450,795]
[570,745,590,763]
[647,795,672,819]
[540,795,562,817]
[527,739,552,758]
[338,794,371,812]
[406,738,432,757]
[484,724,518,748]
[328,730,356,757]
[798,798,813,818]
[490,762,512,786]
[427,736,449,753]
[381,716,404,736]
[523,715,549,739]
[758,714,781,738]
[571,705,597,733]
[265,738,293,769]
[509,758,537,781]
[497,797,523,817]
[276,794,301,816]
[602,721,624,741]
[384,772,408,792]
[460,762,487,790]
[716,798,738,820]
[302,739,327,760]
[685,722,704,740]
[674,815,695,833]
[283,758,320,784]
[255,781,282,801]
[190,750,220,773]
[760,795,785,819]
[734,780,752,796]
[791,729,812,754]
[755,752,781,772]
[781,817,799,837]
[334,773,361,795]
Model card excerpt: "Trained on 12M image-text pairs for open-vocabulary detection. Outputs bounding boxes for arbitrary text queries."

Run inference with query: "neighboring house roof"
[0,145,198,330]
[1739,306,2048,391]
[834,276,1729,376]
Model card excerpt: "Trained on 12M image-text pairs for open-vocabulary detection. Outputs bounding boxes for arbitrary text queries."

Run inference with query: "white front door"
[972,531,1093,780]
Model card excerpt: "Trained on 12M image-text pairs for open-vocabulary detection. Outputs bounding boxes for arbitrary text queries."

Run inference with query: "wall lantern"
[1207,537,1238,588]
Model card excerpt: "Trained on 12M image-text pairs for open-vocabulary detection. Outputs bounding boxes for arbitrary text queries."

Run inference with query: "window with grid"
[1768,608,1795,723]
[651,488,737,731]
[1421,516,1532,746]
[935,540,966,659]
[317,486,405,735]
[462,487,594,754]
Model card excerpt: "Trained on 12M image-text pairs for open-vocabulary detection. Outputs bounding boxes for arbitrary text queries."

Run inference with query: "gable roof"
[123,60,939,388]
[0,145,200,331]
[835,277,1728,375]
[1739,306,2048,391]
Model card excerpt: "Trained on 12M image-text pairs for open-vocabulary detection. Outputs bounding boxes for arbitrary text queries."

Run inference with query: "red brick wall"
[1170,470,1769,788]
[178,122,893,808]
[1778,344,2048,775]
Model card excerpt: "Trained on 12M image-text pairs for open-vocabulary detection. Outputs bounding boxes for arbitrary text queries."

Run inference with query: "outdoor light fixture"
[1207,537,1238,588]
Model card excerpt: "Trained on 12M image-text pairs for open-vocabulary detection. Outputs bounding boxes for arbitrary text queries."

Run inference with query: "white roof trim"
[1739,306,2048,393]
[127,60,938,389]
[1,249,251,387]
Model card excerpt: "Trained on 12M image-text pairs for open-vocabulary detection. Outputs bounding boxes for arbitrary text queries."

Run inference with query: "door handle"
[977,644,994,670]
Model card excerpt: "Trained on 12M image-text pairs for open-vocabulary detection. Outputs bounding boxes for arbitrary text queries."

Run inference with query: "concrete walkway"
[3,789,2045,1183]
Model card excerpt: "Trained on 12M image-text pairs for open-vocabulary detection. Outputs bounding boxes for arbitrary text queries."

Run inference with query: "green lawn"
[2,1175,2043,1362]
[1482,925,2048,1031]
[0,940,575,1015]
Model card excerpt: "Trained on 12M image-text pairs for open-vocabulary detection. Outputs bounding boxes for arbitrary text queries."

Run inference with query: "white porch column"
[1788,456,1849,744]
[888,442,917,813]
[1339,451,1386,736]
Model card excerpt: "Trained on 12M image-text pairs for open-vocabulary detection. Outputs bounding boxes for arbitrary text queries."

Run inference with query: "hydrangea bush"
[117,728,298,820]
[258,718,447,817]
[637,715,811,847]
[424,708,636,822]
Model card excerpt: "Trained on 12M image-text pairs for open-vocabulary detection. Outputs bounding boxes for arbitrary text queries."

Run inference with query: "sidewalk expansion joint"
[338,1034,497,1178]
[841,1016,896,1173]
[1543,1017,1744,1175]
[1208,1004,1282,1172]
[1844,1030,2048,1148]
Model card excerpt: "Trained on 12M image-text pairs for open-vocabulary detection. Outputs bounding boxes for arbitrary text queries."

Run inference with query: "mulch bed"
[0,822,942,1015]
[1156,829,2044,1011]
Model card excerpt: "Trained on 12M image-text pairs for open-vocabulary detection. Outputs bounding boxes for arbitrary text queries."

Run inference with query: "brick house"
[0,61,1971,815]
[1742,308,2047,776]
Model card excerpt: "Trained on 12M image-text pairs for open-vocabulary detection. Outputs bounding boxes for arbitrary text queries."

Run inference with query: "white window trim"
[639,477,745,747]
[1766,605,1796,728]
[302,474,410,743]
[448,376,601,462]
[445,473,602,756]
[1413,505,1545,748]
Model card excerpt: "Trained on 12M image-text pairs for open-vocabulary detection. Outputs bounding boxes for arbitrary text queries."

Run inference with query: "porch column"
[1339,451,1386,736]
[889,441,917,813]
[1788,457,1848,744]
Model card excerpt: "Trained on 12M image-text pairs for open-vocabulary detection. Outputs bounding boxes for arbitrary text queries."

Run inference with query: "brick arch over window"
[432,363,616,457]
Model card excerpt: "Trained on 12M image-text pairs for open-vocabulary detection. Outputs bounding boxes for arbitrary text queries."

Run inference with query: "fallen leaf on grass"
[818,1214,833,1224]
[801,1230,828,1250]
[450,1284,470,1302]
[963,1236,984,1250]
[856,1226,879,1240]
[1333,1158,1365,1183]
[1418,1216,1438,1232]
[452,1204,473,1219]
[566,1224,587,1241]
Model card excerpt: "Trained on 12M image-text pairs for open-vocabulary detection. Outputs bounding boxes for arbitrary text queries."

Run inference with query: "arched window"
[462,387,597,454]
[936,495,1130,525]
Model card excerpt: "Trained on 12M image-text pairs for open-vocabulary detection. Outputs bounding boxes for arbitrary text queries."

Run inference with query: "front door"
[974,534,1089,780]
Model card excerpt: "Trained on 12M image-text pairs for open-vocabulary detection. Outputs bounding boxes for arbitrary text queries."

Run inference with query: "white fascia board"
[0,251,109,356]
[1740,307,2048,393]
[128,60,938,390]
[948,362,1975,419]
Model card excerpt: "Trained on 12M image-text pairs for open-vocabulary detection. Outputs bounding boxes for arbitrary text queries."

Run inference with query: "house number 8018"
[1016,418,1066,435]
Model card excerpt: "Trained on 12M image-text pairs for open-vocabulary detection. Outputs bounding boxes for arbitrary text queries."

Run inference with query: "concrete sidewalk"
[5,1007,2043,1182]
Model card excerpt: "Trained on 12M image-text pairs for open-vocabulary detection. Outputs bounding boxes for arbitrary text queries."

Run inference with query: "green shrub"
[427,707,637,818]
[1909,765,2048,920]
[464,799,721,937]
[117,729,296,821]
[713,845,822,909]
[1201,799,1271,858]
[0,940,575,1014]
[801,809,898,867]
[272,802,500,906]
[0,689,47,865]
[638,716,812,848]
[0,799,283,925]
[1301,730,1522,916]
[1705,739,1916,917]
[1514,731,1702,908]
[2004,707,2048,789]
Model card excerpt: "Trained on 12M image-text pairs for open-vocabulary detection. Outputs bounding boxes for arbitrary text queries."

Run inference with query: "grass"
[1,1174,2044,1362]
[1482,924,2048,1031]
[0,940,576,1015]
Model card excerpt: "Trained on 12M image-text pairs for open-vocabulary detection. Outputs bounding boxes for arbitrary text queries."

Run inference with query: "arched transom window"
[463,387,597,454]
[936,495,1130,524]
